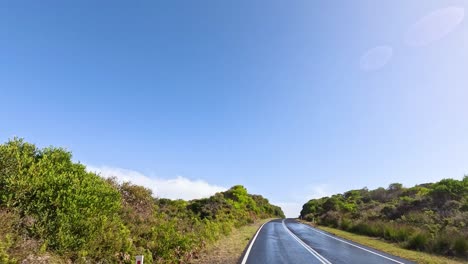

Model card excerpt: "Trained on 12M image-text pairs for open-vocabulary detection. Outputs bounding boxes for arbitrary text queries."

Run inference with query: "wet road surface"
[241,219,414,264]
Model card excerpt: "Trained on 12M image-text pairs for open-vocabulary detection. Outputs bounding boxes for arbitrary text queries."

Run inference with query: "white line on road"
[240,220,270,264]
[301,223,405,264]
[282,219,332,264]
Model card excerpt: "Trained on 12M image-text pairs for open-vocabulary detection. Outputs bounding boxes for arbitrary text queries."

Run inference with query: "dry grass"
[191,218,274,264]
[299,221,467,264]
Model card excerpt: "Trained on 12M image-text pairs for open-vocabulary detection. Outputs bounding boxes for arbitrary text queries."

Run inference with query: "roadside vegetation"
[0,138,284,263]
[192,218,272,264]
[300,179,468,260]
[306,224,465,264]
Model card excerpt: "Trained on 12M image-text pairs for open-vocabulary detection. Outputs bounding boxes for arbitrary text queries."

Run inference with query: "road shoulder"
[191,218,274,264]
[299,221,466,264]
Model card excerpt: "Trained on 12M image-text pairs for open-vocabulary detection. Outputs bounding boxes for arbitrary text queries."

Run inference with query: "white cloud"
[405,6,464,47]
[359,45,393,71]
[85,166,337,219]
[86,165,226,200]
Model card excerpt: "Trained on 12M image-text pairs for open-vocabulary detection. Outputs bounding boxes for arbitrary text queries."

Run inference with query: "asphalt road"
[241,219,415,264]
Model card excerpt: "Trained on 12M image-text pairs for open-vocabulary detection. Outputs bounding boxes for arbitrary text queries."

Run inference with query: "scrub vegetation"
[300,179,468,260]
[0,138,284,263]
[192,218,272,264]
[309,225,465,264]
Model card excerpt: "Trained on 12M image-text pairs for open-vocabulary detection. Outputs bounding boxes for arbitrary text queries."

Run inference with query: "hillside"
[300,179,468,259]
[0,138,284,263]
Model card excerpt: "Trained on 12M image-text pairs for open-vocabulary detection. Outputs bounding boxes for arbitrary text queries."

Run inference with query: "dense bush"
[0,139,129,262]
[0,138,284,263]
[300,178,468,258]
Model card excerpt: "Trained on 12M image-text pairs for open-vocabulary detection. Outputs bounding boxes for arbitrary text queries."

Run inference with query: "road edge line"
[239,219,271,264]
[302,223,405,264]
[282,219,332,264]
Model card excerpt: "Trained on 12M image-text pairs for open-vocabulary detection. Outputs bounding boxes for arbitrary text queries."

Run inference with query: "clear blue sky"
[1,1,467,217]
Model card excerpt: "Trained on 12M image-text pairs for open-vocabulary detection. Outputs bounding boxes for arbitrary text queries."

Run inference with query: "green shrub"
[453,236,468,257]
[304,213,315,222]
[320,211,341,227]
[350,222,374,236]
[340,218,352,231]
[0,138,284,263]
[0,234,16,264]
[395,226,412,242]
[301,177,468,259]
[407,232,429,251]
[0,139,125,257]
[382,225,395,240]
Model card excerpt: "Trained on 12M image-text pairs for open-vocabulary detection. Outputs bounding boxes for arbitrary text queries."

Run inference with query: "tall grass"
[330,218,468,258]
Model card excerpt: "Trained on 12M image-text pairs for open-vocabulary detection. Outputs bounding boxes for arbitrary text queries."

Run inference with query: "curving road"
[240,219,415,264]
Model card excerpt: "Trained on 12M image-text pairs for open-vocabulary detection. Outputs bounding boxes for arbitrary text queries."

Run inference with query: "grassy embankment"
[192,218,274,264]
[299,221,466,264]
[300,179,468,259]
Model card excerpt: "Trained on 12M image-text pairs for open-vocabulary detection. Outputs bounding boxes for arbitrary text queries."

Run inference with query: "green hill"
[0,138,284,263]
[300,179,468,258]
